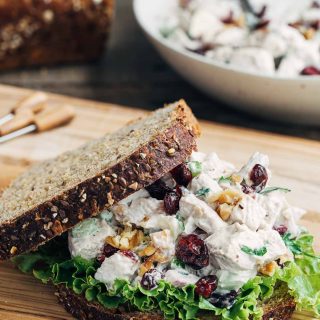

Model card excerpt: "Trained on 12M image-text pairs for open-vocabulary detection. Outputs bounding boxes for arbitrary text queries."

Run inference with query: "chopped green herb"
[176,213,185,231]
[282,233,319,259]
[282,233,302,256]
[196,187,210,197]
[171,258,186,269]
[188,161,202,177]
[241,245,267,257]
[218,176,232,184]
[260,187,291,195]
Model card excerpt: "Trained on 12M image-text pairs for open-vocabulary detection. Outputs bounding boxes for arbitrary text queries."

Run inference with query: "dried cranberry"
[209,290,238,308]
[171,163,193,187]
[300,66,320,76]
[255,5,267,18]
[253,19,270,30]
[195,275,218,298]
[288,21,301,29]
[140,268,163,290]
[250,164,268,192]
[312,20,320,30]
[146,179,171,200]
[221,10,235,24]
[97,255,106,264]
[97,244,119,263]
[164,186,182,215]
[121,250,138,262]
[189,44,214,55]
[179,0,191,8]
[103,244,119,257]
[241,183,254,194]
[273,225,288,236]
[176,234,209,270]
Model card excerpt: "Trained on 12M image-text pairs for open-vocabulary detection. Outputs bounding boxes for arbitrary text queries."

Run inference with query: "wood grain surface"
[0,0,318,141]
[0,85,319,320]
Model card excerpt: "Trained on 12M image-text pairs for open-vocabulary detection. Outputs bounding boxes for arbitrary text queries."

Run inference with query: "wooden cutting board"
[0,84,319,320]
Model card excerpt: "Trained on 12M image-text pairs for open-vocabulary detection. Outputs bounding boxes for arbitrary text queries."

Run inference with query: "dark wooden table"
[0,0,319,140]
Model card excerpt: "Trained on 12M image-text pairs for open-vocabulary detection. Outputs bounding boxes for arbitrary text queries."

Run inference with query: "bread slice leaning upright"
[0,100,200,260]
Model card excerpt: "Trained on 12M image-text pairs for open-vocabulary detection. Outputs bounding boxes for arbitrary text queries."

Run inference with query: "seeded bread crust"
[0,101,200,260]
[56,284,296,320]
[0,0,114,69]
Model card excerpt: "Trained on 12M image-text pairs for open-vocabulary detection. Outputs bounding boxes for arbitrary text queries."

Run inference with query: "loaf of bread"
[0,0,114,69]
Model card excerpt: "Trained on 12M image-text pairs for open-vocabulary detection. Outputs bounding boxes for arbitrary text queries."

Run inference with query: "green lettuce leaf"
[11,232,320,319]
[277,233,320,314]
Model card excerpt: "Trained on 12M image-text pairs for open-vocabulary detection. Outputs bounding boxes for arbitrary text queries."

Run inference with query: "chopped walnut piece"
[231,174,242,183]
[303,28,315,40]
[259,261,278,276]
[139,259,154,276]
[209,189,242,207]
[138,245,157,257]
[217,203,233,221]
[106,227,144,250]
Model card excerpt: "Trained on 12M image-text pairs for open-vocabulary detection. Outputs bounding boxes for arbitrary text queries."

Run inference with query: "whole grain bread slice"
[56,283,296,320]
[0,100,199,260]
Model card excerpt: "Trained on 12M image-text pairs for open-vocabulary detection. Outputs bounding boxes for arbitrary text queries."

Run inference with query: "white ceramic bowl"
[133,0,320,125]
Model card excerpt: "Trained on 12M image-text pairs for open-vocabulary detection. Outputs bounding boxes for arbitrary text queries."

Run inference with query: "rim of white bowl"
[133,0,320,83]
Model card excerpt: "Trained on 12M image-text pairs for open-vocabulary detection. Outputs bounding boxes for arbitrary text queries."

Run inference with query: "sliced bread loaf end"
[0,100,199,260]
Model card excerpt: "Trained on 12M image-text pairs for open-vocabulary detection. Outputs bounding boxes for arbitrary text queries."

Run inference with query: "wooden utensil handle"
[34,105,75,132]
[0,111,34,136]
[12,92,47,114]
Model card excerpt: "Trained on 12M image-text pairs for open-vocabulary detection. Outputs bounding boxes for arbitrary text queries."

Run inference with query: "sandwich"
[0,101,319,320]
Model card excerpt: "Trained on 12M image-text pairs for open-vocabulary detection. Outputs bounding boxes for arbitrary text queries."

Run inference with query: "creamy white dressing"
[216,269,257,292]
[111,197,165,226]
[68,218,116,260]
[68,151,305,292]
[150,229,176,259]
[161,0,320,77]
[141,214,182,239]
[197,152,236,179]
[189,172,222,197]
[206,223,265,271]
[164,269,200,287]
[179,192,227,233]
[229,194,267,231]
[94,252,139,288]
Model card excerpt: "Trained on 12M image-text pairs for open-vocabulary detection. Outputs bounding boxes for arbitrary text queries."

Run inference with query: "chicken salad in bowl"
[134,0,320,124]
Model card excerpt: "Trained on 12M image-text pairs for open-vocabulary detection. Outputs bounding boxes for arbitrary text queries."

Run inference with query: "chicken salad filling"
[160,0,320,77]
[68,151,301,294]
[13,151,320,320]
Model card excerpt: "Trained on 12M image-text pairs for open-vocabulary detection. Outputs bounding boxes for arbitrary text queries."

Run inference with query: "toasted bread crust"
[56,284,296,320]
[0,116,198,260]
